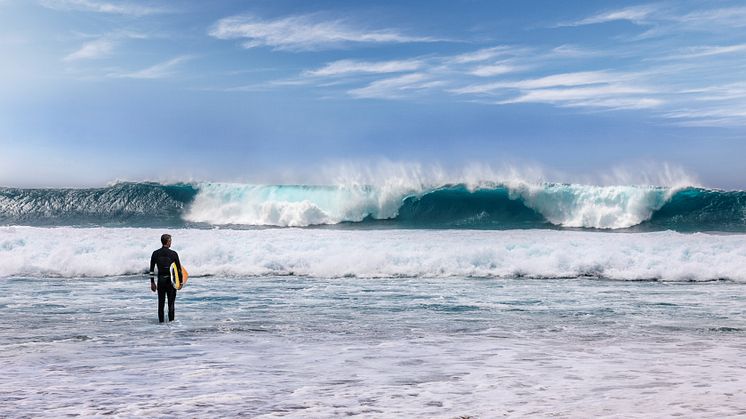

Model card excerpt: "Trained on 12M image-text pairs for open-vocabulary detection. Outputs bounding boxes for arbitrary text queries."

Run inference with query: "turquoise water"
[2,274,746,417]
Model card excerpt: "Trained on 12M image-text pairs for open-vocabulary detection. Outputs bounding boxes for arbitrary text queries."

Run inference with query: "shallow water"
[2,275,746,417]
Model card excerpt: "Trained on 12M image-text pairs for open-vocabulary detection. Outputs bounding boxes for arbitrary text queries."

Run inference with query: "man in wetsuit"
[149,234,183,323]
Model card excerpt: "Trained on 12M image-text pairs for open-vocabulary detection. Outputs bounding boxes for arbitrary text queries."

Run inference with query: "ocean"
[2,181,746,417]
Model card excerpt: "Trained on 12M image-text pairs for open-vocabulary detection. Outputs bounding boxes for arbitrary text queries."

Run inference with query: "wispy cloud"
[469,63,521,77]
[305,59,424,77]
[675,6,746,28]
[658,81,746,126]
[62,31,151,63]
[40,0,167,16]
[451,71,619,95]
[663,107,746,127]
[561,4,746,33]
[108,56,192,79]
[63,37,114,61]
[679,82,746,102]
[549,44,601,58]
[208,14,436,51]
[448,46,516,64]
[500,71,626,90]
[469,63,526,77]
[501,85,660,109]
[558,5,657,27]
[661,44,746,60]
[448,69,660,110]
[348,73,441,99]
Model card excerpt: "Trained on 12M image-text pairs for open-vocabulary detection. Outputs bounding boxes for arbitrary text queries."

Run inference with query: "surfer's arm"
[174,252,183,277]
[149,252,156,280]
[149,252,157,292]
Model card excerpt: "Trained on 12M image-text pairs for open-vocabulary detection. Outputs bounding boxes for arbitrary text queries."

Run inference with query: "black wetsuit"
[149,247,182,322]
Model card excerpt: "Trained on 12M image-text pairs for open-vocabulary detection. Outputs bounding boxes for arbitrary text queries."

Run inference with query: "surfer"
[149,234,183,323]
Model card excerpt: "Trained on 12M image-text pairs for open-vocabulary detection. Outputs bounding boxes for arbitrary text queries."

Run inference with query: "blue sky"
[1,0,745,188]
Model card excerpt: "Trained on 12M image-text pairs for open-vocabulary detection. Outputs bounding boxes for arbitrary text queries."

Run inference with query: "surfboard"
[170,263,189,290]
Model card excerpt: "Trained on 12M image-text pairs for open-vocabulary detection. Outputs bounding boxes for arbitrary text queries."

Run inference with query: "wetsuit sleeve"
[174,251,183,278]
[149,251,156,280]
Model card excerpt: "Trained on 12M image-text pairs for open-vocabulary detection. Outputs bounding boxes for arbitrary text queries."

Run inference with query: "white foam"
[184,183,415,227]
[2,226,745,281]
[513,184,672,229]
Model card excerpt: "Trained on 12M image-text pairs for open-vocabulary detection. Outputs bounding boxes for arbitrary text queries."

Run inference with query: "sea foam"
[2,226,745,281]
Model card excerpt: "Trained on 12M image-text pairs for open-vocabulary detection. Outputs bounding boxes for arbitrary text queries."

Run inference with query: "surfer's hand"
[151,281,157,292]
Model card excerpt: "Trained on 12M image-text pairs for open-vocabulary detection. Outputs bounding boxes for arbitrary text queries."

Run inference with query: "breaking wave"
[1,181,745,231]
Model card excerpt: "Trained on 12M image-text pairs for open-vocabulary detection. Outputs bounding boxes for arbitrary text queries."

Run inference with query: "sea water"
[2,181,746,417]
[2,228,746,417]
[2,273,746,417]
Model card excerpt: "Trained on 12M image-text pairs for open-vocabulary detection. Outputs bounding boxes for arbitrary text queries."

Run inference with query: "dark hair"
[161,234,172,245]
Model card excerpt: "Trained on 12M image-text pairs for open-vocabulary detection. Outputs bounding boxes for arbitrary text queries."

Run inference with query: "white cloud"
[681,83,746,102]
[448,46,515,64]
[572,97,663,109]
[502,71,622,89]
[305,59,424,77]
[448,69,659,111]
[62,32,152,63]
[662,44,746,60]
[561,4,746,33]
[209,14,435,51]
[665,109,746,120]
[40,0,166,16]
[63,38,114,61]
[469,63,519,77]
[549,45,600,58]
[348,73,438,99]
[451,71,618,95]
[501,85,660,109]
[558,5,657,27]
[676,7,746,27]
[109,56,191,79]
[663,107,746,127]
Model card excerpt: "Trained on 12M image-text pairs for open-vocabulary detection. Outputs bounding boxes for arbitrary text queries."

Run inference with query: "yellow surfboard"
[170,263,189,290]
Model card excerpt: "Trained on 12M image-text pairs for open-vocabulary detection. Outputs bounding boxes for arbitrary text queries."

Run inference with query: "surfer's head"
[161,234,172,247]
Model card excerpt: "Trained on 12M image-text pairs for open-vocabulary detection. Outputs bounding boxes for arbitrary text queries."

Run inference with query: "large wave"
[1,181,745,231]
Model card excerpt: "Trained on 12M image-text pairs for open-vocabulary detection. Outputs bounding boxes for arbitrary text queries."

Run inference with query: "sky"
[1,0,745,188]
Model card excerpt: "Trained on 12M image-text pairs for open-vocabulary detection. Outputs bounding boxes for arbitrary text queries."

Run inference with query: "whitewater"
[2,178,746,417]
[2,226,746,281]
